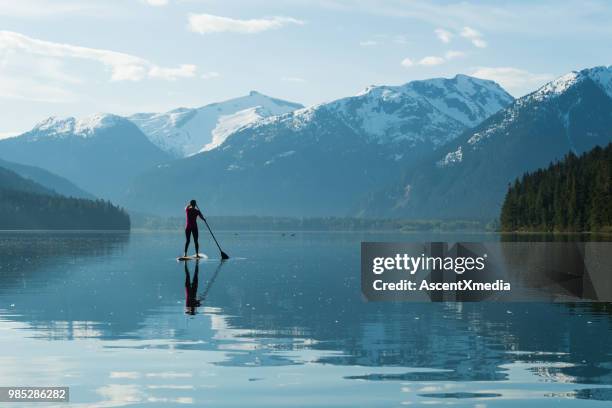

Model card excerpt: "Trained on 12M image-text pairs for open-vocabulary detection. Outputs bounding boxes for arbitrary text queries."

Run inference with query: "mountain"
[0,166,56,196]
[0,157,93,199]
[0,166,130,230]
[0,114,171,201]
[501,143,611,232]
[124,75,513,216]
[367,66,612,219]
[129,91,304,157]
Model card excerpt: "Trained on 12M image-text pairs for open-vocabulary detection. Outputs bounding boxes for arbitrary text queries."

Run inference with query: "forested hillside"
[501,143,611,232]
[0,167,130,230]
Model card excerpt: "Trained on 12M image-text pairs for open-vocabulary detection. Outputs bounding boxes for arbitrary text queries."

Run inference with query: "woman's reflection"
[184,261,201,315]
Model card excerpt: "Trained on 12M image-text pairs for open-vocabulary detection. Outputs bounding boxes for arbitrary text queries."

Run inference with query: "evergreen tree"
[501,143,611,232]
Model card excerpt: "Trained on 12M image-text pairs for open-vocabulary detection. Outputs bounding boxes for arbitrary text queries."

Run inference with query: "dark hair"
[189,199,197,207]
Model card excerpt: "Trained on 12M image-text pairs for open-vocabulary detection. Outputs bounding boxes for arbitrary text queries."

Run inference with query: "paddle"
[202,217,229,260]
[199,261,225,302]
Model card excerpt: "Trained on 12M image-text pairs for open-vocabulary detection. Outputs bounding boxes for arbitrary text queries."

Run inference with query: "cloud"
[402,50,466,68]
[0,0,111,18]
[460,26,487,48]
[400,58,413,68]
[201,71,220,79]
[418,56,445,66]
[359,40,378,46]
[142,0,168,6]
[281,76,305,82]
[149,64,196,80]
[434,28,452,43]
[445,50,466,60]
[360,34,408,46]
[188,13,304,34]
[0,30,196,81]
[471,66,554,95]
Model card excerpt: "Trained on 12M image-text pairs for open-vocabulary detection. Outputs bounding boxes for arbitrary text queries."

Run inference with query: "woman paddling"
[184,199,205,258]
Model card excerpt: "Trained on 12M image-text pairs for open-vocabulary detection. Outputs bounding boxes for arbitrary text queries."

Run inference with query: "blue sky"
[1,0,611,135]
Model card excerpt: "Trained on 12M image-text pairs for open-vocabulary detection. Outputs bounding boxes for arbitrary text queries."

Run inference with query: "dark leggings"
[184,227,199,254]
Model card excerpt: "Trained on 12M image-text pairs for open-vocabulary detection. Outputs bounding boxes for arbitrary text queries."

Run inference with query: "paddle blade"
[220,251,230,260]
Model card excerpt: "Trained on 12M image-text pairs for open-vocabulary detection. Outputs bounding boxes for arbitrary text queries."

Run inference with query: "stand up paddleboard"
[177,253,208,261]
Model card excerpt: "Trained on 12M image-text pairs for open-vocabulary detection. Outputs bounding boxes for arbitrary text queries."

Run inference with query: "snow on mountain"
[378,66,612,219]
[245,74,513,149]
[129,91,303,157]
[452,66,612,151]
[0,113,170,201]
[531,65,612,102]
[205,106,276,152]
[31,113,124,139]
[123,75,514,216]
[402,74,512,126]
[586,65,612,97]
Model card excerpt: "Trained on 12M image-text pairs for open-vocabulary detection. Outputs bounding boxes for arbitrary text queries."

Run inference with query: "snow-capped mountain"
[368,66,612,219]
[246,74,512,149]
[29,114,126,139]
[129,91,303,157]
[124,75,513,216]
[332,74,512,144]
[0,113,170,201]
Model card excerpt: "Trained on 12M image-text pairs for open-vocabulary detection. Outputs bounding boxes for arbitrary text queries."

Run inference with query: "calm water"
[0,231,611,407]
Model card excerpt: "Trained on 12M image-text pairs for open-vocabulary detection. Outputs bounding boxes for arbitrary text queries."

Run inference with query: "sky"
[1,0,611,136]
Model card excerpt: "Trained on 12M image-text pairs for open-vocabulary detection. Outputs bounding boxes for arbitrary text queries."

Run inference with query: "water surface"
[0,231,611,407]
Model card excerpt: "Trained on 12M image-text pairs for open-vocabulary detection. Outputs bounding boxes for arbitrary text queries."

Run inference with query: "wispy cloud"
[0,30,197,81]
[201,71,220,79]
[359,40,378,46]
[418,56,445,66]
[149,64,196,80]
[400,58,413,68]
[360,34,408,46]
[392,34,409,45]
[141,0,168,6]
[281,76,305,82]
[0,0,111,18]
[460,26,487,48]
[318,0,612,36]
[445,50,466,60]
[402,50,465,68]
[188,13,304,34]
[471,67,553,95]
[434,28,452,43]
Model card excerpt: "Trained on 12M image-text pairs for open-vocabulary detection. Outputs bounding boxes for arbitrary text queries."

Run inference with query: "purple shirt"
[185,207,203,229]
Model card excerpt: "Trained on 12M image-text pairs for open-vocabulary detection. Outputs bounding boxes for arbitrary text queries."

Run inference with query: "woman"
[184,199,205,258]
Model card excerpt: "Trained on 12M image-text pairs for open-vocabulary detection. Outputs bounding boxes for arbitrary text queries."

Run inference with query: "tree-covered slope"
[0,166,130,230]
[501,143,611,232]
[0,158,93,199]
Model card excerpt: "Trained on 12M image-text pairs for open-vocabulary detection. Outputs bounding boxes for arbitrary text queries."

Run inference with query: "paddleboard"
[177,253,208,261]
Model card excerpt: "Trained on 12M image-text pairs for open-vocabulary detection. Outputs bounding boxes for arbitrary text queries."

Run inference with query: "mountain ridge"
[123,74,514,216]
[129,91,304,157]
[364,66,612,219]
[0,158,93,199]
[0,115,170,202]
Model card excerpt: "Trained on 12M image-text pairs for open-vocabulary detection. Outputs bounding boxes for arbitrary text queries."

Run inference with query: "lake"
[0,230,611,407]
